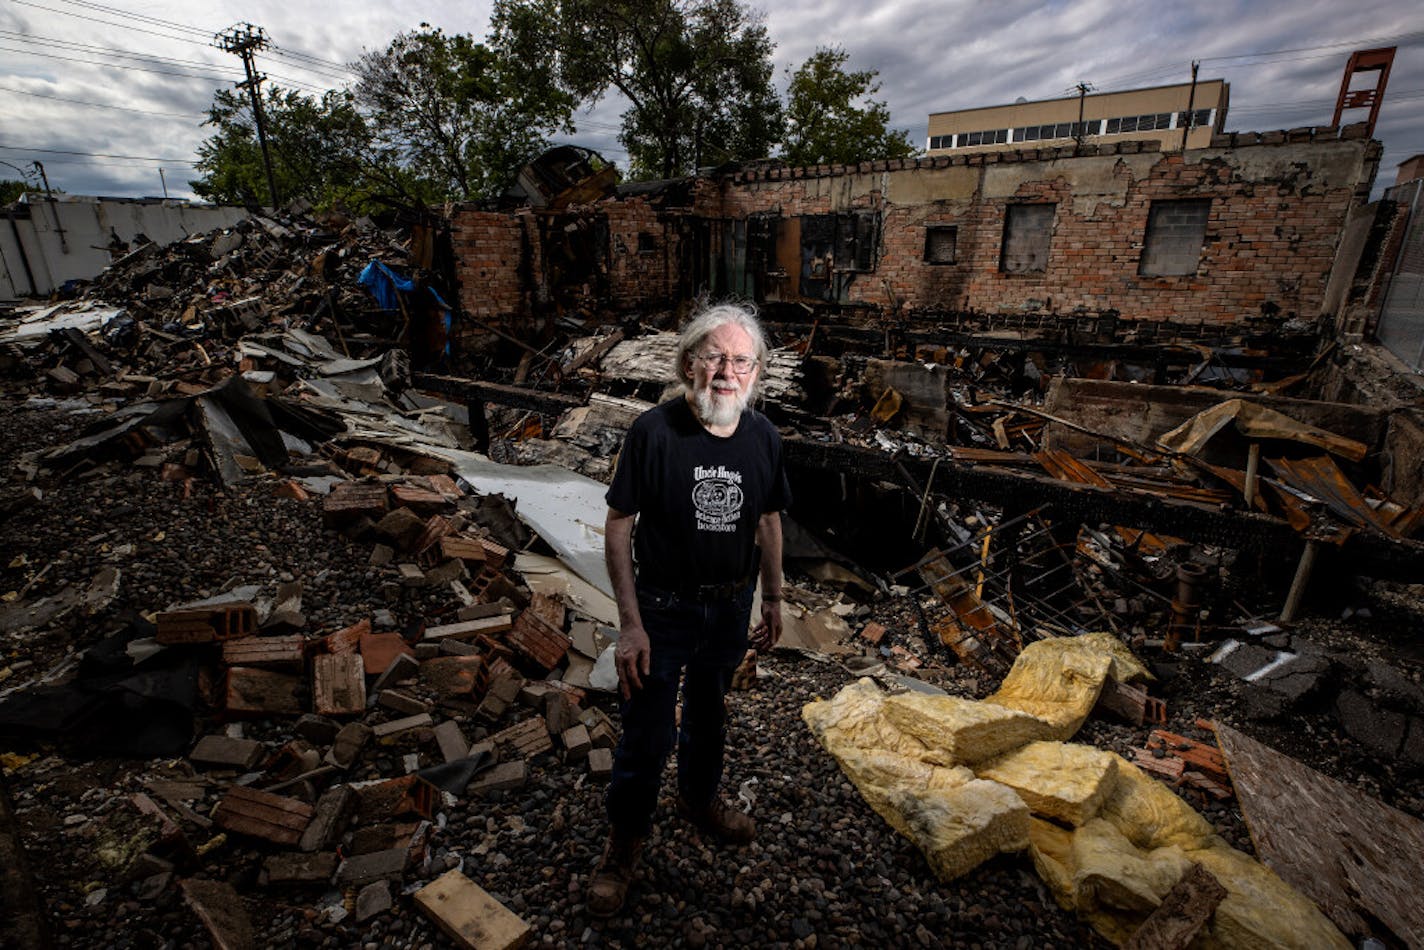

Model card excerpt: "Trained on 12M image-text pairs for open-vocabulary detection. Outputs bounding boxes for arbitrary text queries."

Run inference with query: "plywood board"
[414,868,530,950]
[1216,723,1424,946]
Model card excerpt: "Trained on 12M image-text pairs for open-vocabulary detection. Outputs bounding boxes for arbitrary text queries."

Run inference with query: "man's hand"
[615,623,651,700]
[750,600,782,652]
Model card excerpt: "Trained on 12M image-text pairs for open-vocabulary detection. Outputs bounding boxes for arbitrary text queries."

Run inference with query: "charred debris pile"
[1,207,1423,947]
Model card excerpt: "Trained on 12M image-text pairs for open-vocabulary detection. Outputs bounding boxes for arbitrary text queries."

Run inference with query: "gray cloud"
[0,0,1418,199]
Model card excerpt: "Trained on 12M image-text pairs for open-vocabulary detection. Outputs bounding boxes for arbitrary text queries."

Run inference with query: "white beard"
[692,382,750,428]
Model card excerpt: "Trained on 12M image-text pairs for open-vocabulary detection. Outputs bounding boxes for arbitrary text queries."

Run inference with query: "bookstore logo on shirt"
[692,465,743,533]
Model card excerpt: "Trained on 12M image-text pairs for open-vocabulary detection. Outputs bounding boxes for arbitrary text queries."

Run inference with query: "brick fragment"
[489,716,552,758]
[225,667,303,716]
[157,604,256,644]
[299,785,354,852]
[373,713,434,739]
[190,735,264,770]
[263,851,338,885]
[313,653,366,716]
[322,481,388,528]
[212,786,315,846]
[434,720,470,764]
[468,760,528,795]
[378,689,432,716]
[560,724,591,764]
[222,634,305,669]
[587,747,614,781]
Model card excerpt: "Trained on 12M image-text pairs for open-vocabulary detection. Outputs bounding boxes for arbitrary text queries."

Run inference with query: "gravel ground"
[2,395,1419,949]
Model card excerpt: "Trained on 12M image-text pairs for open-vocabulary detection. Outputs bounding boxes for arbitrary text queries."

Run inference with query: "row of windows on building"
[921,198,1212,277]
[927,109,1215,151]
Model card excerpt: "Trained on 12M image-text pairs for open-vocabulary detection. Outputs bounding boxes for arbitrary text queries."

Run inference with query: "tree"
[780,47,918,168]
[0,179,28,206]
[495,0,783,180]
[353,25,576,202]
[191,86,371,208]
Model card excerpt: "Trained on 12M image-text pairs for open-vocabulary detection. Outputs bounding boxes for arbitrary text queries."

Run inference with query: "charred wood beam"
[783,437,1424,580]
[412,374,585,417]
[763,321,1305,371]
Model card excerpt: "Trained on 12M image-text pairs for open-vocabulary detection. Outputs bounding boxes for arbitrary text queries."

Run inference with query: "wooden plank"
[313,653,366,716]
[414,868,531,950]
[1123,863,1228,950]
[1216,723,1424,946]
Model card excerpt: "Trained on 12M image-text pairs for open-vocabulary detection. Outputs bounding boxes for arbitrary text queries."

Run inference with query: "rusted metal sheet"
[1267,455,1400,537]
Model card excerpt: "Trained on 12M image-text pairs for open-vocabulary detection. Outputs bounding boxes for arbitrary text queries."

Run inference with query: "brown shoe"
[677,795,755,845]
[586,832,643,917]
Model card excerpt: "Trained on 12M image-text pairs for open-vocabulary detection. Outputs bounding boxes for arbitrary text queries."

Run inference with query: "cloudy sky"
[1,0,1420,201]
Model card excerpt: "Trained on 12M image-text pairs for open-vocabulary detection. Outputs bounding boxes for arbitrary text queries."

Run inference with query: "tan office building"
[926,80,1229,154]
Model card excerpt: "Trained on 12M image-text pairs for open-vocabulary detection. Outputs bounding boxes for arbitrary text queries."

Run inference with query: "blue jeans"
[605,582,753,838]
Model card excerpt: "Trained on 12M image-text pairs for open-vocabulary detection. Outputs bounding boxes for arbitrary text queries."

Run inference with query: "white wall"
[0,197,250,300]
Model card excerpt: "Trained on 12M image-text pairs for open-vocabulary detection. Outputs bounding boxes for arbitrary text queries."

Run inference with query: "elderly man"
[587,302,791,917]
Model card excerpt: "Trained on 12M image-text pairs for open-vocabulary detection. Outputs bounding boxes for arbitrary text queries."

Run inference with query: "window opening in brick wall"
[1139,199,1211,276]
[1001,204,1055,274]
[637,231,657,254]
[924,225,958,264]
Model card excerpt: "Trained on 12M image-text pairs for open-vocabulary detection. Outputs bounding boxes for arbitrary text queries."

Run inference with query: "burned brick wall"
[448,126,1379,334]
[451,210,530,326]
[701,127,1379,323]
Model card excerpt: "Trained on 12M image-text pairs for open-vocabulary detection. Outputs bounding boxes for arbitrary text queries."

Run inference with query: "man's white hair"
[674,302,770,391]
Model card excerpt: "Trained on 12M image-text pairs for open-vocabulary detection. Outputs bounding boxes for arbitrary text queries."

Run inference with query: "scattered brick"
[299,785,354,852]
[324,722,372,769]
[212,786,315,846]
[468,760,528,795]
[321,481,388,528]
[324,618,371,655]
[225,667,303,716]
[335,847,409,886]
[360,631,414,676]
[378,690,432,716]
[263,851,338,885]
[507,609,572,672]
[372,713,434,739]
[425,615,514,642]
[156,603,256,644]
[433,721,470,764]
[190,735,264,770]
[313,653,366,717]
[587,747,614,781]
[221,634,305,670]
[560,724,591,764]
[489,716,552,759]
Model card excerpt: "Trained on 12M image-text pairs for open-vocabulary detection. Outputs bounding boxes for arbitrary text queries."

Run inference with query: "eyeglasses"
[695,352,759,374]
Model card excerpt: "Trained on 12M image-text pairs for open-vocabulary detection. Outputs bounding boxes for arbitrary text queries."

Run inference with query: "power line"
[0,143,200,163]
[0,43,331,94]
[0,28,243,72]
[49,0,212,38]
[0,83,205,118]
[11,0,208,44]
[0,44,234,82]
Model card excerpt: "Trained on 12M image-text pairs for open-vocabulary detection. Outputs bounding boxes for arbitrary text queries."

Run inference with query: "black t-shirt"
[606,397,792,587]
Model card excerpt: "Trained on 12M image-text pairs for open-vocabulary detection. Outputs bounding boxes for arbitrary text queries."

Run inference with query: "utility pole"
[1180,60,1201,151]
[215,22,279,209]
[1073,81,1093,153]
[33,160,68,253]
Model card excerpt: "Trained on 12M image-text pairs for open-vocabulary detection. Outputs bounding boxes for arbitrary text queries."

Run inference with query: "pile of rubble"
[2,206,1424,945]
